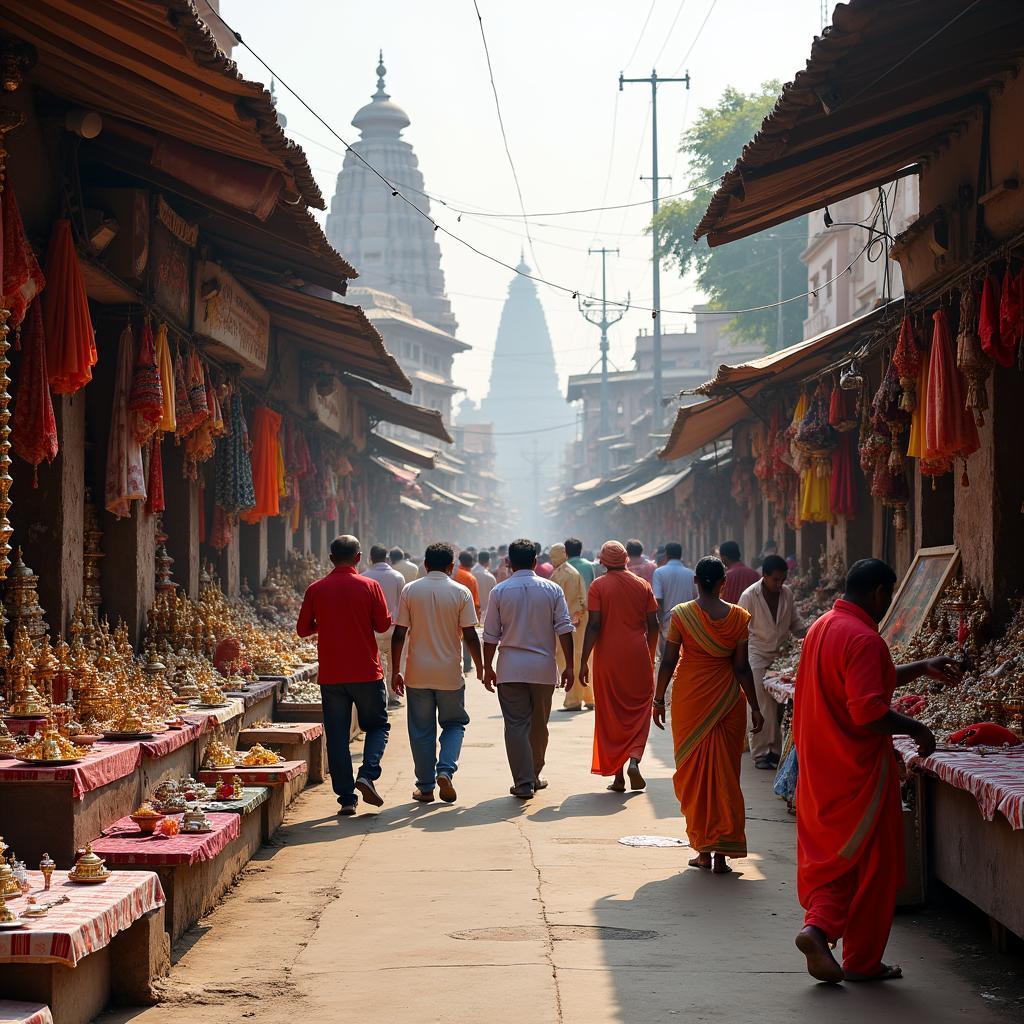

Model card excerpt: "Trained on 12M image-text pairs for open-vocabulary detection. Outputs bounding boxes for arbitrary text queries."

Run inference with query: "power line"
[623,0,659,69]
[652,0,691,69]
[671,0,719,76]
[471,0,541,274]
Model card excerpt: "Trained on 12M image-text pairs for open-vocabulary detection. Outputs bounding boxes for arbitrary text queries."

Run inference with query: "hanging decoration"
[793,388,832,524]
[144,435,165,516]
[958,284,990,425]
[892,313,923,413]
[127,317,163,444]
[906,320,932,466]
[924,306,979,484]
[241,406,283,523]
[873,360,910,475]
[10,300,57,479]
[41,219,98,394]
[155,323,176,435]
[213,389,255,517]
[1,184,44,330]
[104,323,146,518]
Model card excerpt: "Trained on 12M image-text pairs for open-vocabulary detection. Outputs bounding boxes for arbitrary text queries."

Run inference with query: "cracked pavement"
[100,680,1014,1024]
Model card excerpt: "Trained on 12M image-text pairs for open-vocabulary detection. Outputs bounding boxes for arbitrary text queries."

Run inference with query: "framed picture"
[879,545,960,649]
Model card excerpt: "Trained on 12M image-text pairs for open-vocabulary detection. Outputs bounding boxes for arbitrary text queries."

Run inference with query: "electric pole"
[578,247,629,476]
[620,67,690,430]
[776,240,785,351]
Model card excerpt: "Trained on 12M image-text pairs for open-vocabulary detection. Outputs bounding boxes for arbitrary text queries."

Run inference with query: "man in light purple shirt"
[363,544,407,708]
[482,538,575,799]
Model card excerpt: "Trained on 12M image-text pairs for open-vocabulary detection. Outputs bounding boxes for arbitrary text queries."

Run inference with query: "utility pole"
[776,241,785,351]
[620,67,690,431]
[578,247,629,476]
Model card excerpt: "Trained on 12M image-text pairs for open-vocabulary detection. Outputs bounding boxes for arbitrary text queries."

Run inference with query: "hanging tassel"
[961,458,970,488]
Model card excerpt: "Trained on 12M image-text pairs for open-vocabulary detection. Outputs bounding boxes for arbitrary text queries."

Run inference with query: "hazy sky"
[221,0,834,405]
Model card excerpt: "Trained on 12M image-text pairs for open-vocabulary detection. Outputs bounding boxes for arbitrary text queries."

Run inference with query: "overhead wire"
[652,0,691,69]
[622,0,660,70]
[670,0,719,76]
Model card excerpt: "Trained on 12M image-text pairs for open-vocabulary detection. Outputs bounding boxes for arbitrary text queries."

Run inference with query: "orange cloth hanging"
[41,220,97,394]
[241,406,282,523]
[155,324,176,434]
[10,300,58,477]
[924,308,979,475]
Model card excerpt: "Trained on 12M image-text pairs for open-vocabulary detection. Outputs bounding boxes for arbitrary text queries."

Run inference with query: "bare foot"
[607,773,626,793]
[712,854,732,874]
[627,760,646,791]
[845,964,903,982]
[795,926,843,984]
[688,853,712,870]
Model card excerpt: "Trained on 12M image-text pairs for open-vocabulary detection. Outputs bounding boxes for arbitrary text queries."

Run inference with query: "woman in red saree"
[654,556,763,874]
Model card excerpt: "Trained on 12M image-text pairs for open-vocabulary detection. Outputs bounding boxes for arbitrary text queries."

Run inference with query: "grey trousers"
[497,683,554,789]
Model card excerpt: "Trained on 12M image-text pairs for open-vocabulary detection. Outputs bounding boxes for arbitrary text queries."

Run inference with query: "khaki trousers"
[559,612,594,708]
[497,683,554,789]
[748,650,782,760]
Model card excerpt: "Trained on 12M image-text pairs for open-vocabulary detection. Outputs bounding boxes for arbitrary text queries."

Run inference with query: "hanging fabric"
[829,433,858,518]
[958,284,990,424]
[891,314,923,413]
[155,323,176,434]
[41,219,98,394]
[213,389,255,516]
[173,347,194,439]
[925,307,980,480]
[128,317,163,444]
[241,405,282,522]
[10,300,57,479]
[105,323,146,518]
[1,185,45,330]
[907,328,931,463]
[145,435,165,515]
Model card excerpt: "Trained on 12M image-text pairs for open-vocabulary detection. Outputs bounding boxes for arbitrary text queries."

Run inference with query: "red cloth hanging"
[128,319,163,444]
[173,349,195,439]
[892,314,923,412]
[209,504,232,550]
[978,272,1010,367]
[827,385,857,431]
[240,406,282,523]
[829,433,858,518]
[145,434,165,515]
[994,266,1021,368]
[41,219,98,394]
[10,300,57,478]
[924,308,980,476]
[1,185,46,330]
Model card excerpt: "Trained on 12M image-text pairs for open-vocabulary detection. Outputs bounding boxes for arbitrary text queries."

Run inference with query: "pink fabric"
[93,812,240,866]
[239,723,323,744]
[198,760,306,786]
[763,675,795,705]
[2,717,47,736]
[0,1001,53,1024]
[0,742,143,799]
[0,870,164,967]
[137,721,205,759]
[895,737,1024,829]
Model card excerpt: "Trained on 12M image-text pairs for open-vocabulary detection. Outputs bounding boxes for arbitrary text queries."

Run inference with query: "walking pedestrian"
[455,551,481,673]
[737,554,804,770]
[363,544,407,709]
[651,542,696,659]
[564,537,595,591]
[625,539,656,584]
[482,538,575,799]
[390,543,481,805]
[579,541,659,792]
[548,543,593,712]
[297,535,392,815]
[654,556,762,873]
[493,545,511,582]
[794,559,958,984]
[389,546,419,585]
[718,540,759,603]
[535,542,553,578]
[471,548,497,616]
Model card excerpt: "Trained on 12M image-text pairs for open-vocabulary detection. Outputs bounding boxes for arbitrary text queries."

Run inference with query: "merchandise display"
[68,844,111,884]
[235,743,284,768]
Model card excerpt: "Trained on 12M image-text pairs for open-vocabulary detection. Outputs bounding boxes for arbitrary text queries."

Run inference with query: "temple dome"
[351,52,410,138]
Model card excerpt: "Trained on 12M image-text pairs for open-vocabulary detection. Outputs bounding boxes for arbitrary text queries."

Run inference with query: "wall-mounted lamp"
[64,108,103,139]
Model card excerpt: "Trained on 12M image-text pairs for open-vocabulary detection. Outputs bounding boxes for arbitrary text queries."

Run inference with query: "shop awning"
[695,0,1024,246]
[433,458,464,477]
[368,433,437,471]
[423,480,474,508]
[371,457,419,484]
[239,278,408,393]
[659,305,893,461]
[400,494,432,512]
[617,467,691,507]
[343,375,453,444]
[457,514,479,525]
[5,1,324,211]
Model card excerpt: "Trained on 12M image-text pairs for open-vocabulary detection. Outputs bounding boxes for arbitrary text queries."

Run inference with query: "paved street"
[105,681,1014,1024]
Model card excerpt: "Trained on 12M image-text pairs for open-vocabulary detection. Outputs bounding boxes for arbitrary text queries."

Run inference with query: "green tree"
[653,82,808,351]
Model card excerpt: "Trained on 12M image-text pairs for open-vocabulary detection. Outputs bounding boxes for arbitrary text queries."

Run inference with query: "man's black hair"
[564,538,583,558]
[369,544,388,563]
[388,547,404,562]
[761,554,789,576]
[665,542,682,561]
[477,549,491,565]
[719,540,741,562]
[844,558,897,598]
[625,539,643,557]
[509,538,538,571]
[458,550,475,568]
[424,543,455,572]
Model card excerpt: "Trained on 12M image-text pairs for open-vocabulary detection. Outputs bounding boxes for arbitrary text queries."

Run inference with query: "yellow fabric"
[799,467,830,523]
[906,348,929,460]
[155,324,176,434]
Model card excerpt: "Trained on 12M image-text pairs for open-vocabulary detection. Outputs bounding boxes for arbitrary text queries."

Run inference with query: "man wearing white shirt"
[363,545,407,709]
[471,549,498,616]
[737,554,805,770]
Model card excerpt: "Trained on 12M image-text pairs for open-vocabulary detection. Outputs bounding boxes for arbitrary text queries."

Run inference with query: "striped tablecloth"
[763,675,795,705]
[0,1001,53,1024]
[238,722,323,744]
[0,871,164,966]
[895,737,1024,830]
[92,813,240,866]
[199,786,269,816]
[0,743,142,799]
[197,760,306,787]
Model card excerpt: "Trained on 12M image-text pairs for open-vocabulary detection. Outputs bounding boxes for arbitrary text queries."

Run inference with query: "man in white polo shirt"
[391,542,482,804]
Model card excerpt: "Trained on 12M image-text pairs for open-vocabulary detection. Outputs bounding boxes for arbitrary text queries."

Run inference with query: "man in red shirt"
[718,540,759,603]
[297,535,393,815]
[625,539,656,584]
[794,558,959,984]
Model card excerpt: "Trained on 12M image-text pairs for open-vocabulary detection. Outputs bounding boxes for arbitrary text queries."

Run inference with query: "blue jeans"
[406,687,470,792]
[320,682,390,807]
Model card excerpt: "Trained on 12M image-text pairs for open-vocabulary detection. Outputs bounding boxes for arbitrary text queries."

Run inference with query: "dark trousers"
[320,682,390,806]
[497,683,554,789]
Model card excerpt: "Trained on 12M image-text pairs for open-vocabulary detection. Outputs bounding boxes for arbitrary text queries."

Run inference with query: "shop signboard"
[308,379,346,436]
[149,219,192,327]
[192,260,270,373]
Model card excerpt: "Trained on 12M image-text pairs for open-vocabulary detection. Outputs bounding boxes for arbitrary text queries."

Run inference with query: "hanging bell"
[840,358,864,391]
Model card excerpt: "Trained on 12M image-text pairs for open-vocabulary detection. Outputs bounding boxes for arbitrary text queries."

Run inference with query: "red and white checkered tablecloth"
[763,675,795,705]
[895,737,1024,829]
[0,1001,53,1024]
[197,759,306,786]
[0,870,164,967]
[238,723,323,744]
[0,742,142,799]
[91,812,240,866]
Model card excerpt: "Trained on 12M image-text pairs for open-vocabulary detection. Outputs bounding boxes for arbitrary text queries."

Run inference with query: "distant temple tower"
[475,256,571,539]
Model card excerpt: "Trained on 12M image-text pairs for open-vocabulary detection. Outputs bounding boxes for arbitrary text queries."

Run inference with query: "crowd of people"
[296,532,959,986]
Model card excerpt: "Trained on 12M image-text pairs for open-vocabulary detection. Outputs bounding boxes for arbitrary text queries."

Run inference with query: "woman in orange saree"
[654,556,763,874]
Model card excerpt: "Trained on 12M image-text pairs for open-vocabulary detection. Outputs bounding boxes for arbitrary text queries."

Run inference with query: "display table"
[0,1002,52,1024]
[198,761,308,838]
[226,679,280,728]
[199,786,269,817]
[238,723,325,784]
[0,871,169,1024]
[895,737,1024,940]
[91,812,258,942]
[273,698,323,725]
